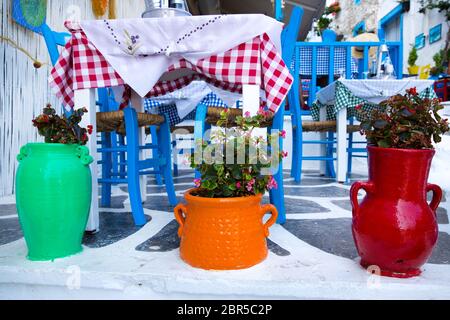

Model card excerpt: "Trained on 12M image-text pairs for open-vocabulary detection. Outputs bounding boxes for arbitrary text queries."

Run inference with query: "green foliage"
[408,45,418,67]
[430,49,447,75]
[32,104,91,145]
[317,16,332,32]
[358,88,449,149]
[189,109,283,198]
[419,1,450,20]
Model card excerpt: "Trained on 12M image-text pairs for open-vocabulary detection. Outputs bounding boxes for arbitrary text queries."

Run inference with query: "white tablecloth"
[80,14,283,97]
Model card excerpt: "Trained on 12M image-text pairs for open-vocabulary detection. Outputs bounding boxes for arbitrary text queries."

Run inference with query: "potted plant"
[407,45,419,75]
[351,88,449,278]
[15,104,93,261]
[174,109,281,270]
[430,49,446,78]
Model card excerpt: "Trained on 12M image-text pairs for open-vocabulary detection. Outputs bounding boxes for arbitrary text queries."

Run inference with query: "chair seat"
[300,121,360,133]
[97,110,165,135]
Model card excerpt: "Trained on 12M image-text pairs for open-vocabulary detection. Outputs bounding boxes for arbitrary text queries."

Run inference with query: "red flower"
[355,104,363,110]
[407,87,417,96]
[87,125,93,135]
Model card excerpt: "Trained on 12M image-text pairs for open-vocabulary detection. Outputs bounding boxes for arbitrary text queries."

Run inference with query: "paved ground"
[1,166,450,299]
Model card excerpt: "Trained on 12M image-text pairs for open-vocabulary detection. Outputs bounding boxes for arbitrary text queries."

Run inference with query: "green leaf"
[373,119,388,129]
[377,140,391,148]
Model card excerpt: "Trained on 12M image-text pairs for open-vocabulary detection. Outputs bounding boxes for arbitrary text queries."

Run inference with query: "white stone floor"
[1,136,450,300]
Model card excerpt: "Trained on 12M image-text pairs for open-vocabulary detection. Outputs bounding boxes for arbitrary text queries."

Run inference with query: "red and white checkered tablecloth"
[49,21,292,112]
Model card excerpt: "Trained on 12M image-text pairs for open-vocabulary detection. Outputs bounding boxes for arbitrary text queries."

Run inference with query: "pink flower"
[244,111,251,118]
[193,178,201,187]
[281,151,288,158]
[236,181,241,189]
[257,106,269,117]
[267,176,278,190]
[246,179,255,192]
[279,130,286,138]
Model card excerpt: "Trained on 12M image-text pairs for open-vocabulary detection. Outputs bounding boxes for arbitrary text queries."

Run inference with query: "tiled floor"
[1,168,450,299]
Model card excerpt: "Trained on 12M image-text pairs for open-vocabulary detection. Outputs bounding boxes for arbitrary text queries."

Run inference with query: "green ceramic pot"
[15,143,93,261]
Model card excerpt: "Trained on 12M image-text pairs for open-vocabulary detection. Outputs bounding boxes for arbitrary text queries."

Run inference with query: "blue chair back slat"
[310,46,318,106]
[294,41,403,83]
[328,45,335,84]
[40,23,70,66]
[345,46,352,79]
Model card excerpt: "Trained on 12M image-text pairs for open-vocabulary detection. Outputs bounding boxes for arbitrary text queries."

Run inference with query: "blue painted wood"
[193,103,209,179]
[352,21,366,36]
[328,45,335,84]
[40,23,70,66]
[157,114,178,206]
[363,46,369,74]
[123,107,146,226]
[274,0,284,21]
[378,3,404,79]
[345,46,352,79]
[150,125,163,185]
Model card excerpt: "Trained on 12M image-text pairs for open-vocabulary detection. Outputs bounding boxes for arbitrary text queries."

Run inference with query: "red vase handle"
[261,204,278,237]
[174,204,187,237]
[426,183,442,213]
[350,181,374,218]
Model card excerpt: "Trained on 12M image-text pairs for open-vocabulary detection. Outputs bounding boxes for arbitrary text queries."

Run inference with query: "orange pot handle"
[261,204,278,237]
[350,181,374,218]
[426,183,442,214]
[174,203,187,237]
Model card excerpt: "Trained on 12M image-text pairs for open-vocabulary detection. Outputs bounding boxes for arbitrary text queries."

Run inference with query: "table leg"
[336,107,347,183]
[131,91,147,201]
[319,107,327,175]
[75,88,99,232]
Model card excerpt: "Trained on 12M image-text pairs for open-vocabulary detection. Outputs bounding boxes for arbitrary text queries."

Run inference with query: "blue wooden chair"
[192,6,304,224]
[40,23,178,226]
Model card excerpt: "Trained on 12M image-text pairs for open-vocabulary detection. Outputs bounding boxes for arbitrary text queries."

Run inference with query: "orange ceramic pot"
[174,188,278,270]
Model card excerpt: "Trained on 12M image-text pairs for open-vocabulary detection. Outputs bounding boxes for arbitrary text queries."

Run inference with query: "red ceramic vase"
[350,146,442,278]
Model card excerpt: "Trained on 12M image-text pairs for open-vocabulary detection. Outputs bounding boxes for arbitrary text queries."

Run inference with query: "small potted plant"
[407,45,419,75]
[174,109,281,270]
[15,104,93,261]
[351,88,449,278]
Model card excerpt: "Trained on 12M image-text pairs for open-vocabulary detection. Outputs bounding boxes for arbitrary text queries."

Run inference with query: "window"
[415,33,425,49]
[353,21,366,36]
[429,24,442,44]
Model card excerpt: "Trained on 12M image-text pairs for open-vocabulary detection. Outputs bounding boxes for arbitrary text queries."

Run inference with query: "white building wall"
[331,0,448,74]
[0,0,145,197]
[378,0,448,72]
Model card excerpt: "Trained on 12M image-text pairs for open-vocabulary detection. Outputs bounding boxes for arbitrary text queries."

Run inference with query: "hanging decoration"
[12,0,48,34]
[91,0,117,19]
[0,36,46,68]
[108,0,117,19]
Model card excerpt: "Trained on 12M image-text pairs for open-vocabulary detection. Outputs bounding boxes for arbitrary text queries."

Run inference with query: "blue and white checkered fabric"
[144,92,228,127]
[291,47,359,77]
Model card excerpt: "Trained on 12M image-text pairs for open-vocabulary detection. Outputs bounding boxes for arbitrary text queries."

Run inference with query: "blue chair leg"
[194,103,209,179]
[172,140,179,177]
[119,134,126,179]
[326,131,336,178]
[150,125,163,185]
[290,111,298,180]
[158,114,178,206]
[347,136,354,176]
[269,106,286,224]
[100,131,112,207]
[123,108,147,226]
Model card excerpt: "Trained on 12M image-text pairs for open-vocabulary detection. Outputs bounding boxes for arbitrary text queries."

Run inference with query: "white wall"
[379,0,448,73]
[0,0,145,197]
